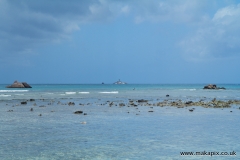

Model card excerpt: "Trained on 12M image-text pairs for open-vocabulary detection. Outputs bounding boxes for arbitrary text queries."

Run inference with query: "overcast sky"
[1,0,240,84]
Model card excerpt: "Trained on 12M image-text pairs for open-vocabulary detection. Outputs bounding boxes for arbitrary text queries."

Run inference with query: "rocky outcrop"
[6,81,32,88]
[22,82,32,88]
[203,84,225,90]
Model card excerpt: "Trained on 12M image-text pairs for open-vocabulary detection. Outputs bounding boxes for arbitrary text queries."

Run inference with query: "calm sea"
[1,84,240,159]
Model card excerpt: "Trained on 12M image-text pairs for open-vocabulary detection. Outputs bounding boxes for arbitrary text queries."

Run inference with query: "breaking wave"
[79,92,90,94]
[65,92,76,94]
[0,90,29,92]
[0,94,11,97]
[99,91,119,94]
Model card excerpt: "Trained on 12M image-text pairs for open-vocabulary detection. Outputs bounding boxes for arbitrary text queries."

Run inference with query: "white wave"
[0,94,11,97]
[99,91,119,94]
[65,92,76,94]
[79,92,90,94]
[0,90,29,92]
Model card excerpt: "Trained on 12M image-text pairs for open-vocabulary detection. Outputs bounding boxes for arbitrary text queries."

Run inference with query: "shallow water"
[1,84,240,159]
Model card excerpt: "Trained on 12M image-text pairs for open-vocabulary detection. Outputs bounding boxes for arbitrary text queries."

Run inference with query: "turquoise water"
[1,84,240,100]
[1,84,240,159]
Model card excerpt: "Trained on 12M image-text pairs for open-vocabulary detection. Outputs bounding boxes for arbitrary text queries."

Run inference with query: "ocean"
[0,84,240,159]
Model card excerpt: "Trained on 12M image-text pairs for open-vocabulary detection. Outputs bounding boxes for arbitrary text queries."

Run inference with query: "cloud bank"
[0,0,102,56]
[180,3,240,60]
[0,0,239,61]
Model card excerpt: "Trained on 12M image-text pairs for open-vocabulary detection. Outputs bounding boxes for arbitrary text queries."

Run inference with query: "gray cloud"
[129,0,212,24]
[0,0,239,62]
[180,4,240,61]
[0,0,116,56]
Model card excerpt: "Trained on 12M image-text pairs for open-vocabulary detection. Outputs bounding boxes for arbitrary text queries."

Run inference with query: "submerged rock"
[21,101,27,105]
[152,98,236,108]
[138,99,148,103]
[74,111,83,114]
[119,103,125,106]
[68,102,75,106]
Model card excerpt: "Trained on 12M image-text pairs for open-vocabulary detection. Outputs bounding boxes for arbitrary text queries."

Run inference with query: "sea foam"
[65,92,76,94]
[0,90,29,92]
[0,94,11,97]
[99,91,118,94]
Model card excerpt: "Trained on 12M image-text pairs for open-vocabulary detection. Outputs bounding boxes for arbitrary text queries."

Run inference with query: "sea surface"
[1,84,240,159]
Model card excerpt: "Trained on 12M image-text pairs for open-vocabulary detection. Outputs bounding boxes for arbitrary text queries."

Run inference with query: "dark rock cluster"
[203,84,225,90]
[5,96,240,120]
[120,98,240,108]
[154,99,239,108]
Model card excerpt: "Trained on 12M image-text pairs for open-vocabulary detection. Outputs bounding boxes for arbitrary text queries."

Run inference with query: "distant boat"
[113,79,127,84]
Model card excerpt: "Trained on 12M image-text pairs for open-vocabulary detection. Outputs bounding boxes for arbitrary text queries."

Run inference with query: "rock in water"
[138,99,148,103]
[6,81,24,88]
[189,109,194,112]
[22,82,32,88]
[74,111,83,114]
[6,80,32,88]
[203,84,225,90]
[21,101,27,105]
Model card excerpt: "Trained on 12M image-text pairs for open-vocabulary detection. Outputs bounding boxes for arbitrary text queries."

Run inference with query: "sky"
[1,0,240,84]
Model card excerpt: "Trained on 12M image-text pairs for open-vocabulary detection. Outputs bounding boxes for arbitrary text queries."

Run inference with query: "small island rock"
[6,81,32,88]
[203,84,225,90]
